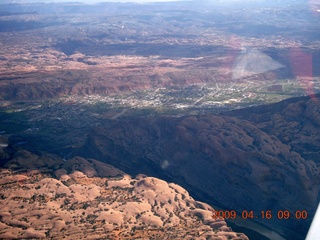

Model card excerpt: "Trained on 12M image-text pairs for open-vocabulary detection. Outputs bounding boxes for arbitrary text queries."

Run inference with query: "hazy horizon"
[1,0,271,3]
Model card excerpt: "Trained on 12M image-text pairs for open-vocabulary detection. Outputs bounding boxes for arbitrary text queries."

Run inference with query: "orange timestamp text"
[212,210,308,220]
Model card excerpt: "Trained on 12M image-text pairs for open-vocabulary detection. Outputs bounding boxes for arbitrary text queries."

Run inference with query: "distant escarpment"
[0,46,291,101]
[0,66,288,101]
[0,150,248,239]
[76,96,320,239]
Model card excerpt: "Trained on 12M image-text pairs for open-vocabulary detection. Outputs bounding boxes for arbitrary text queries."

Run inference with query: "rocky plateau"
[1,1,320,239]
[0,150,248,239]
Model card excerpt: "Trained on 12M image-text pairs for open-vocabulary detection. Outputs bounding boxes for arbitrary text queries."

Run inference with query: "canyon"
[1,1,320,239]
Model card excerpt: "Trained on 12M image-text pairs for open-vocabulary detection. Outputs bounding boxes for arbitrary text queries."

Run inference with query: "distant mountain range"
[0,0,319,239]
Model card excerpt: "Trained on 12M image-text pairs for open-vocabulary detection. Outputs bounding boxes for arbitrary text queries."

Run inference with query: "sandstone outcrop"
[79,110,319,239]
[0,151,248,239]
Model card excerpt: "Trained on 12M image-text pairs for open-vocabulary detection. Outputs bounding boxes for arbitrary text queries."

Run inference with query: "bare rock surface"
[80,110,320,239]
[0,152,248,239]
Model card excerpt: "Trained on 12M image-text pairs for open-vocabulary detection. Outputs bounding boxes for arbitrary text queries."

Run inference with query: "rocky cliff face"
[1,93,318,239]
[76,95,320,239]
[0,150,248,239]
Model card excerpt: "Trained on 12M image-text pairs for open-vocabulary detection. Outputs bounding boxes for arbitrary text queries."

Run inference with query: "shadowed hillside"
[73,95,320,240]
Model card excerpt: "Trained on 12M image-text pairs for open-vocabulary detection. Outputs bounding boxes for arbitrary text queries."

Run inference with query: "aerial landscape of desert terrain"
[1,0,320,239]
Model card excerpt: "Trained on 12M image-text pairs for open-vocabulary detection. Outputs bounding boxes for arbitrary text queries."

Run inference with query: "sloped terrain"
[0,151,248,239]
[1,1,317,102]
[1,93,319,239]
[75,96,320,239]
[0,1,320,240]
[224,94,320,162]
